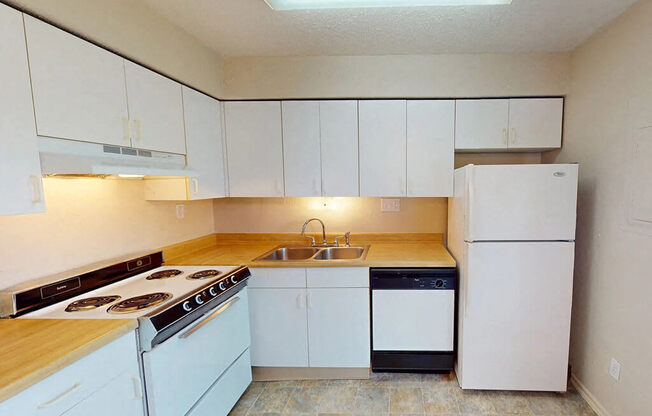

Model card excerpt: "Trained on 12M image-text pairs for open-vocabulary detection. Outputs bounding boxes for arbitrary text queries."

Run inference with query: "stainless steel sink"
[256,247,321,261]
[312,247,366,260]
[253,245,369,262]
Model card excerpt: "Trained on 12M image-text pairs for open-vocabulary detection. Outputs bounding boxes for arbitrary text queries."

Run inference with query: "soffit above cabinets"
[139,0,637,56]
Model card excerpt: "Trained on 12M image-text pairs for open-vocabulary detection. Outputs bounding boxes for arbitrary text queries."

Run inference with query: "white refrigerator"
[447,164,578,392]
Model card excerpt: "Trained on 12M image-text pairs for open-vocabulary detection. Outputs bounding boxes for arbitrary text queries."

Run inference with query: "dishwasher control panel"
[370,268,456,290]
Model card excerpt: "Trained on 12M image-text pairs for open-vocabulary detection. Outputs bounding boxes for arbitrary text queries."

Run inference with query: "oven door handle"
[179,296,240,339]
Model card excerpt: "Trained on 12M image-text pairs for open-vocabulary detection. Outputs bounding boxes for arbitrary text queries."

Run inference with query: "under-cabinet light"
[117,174,145,178]
[265,0,512,10]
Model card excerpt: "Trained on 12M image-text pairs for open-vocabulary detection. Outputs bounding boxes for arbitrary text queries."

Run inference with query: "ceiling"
[139,0,637,57]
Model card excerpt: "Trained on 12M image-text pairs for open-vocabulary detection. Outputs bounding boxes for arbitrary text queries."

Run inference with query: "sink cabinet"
[247,267,370,368]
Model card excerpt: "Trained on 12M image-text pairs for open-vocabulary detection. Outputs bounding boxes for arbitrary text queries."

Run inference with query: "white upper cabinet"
[0,6,45,216]
[182,87,226,199]
[320,100,359,197]
[407,100,455,197]
[282,101,322,197]
[508,98,563,149]
[224,101,285,197]
[455,98,563,151]
[124,61,186,154]
[24,15,130,147]
[455,99,509,151]
[359,100,407,197]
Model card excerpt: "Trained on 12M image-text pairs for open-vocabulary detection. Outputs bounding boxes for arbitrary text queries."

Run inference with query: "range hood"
[38,137,197,177]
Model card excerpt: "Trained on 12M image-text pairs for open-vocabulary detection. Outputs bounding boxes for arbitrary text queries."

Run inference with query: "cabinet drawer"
[0,332,138,416]
[248,268,306,288]
[307,268,369,288]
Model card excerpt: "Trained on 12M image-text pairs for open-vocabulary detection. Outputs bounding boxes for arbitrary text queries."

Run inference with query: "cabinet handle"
[29,175,42,203]
[37,382,83,408]
[131,375,143,399]
[510,128,517,145]
[134,119,143,142]
[502,128,508,145]
[296,293,303,309]
[122,117,131,142]
[191,178,199,194]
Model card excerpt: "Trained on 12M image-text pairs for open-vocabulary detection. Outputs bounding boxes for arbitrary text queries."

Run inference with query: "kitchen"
[0,0,650,415]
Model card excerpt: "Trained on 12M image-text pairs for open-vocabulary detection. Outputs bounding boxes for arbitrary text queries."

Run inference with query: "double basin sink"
[253,245,370,262]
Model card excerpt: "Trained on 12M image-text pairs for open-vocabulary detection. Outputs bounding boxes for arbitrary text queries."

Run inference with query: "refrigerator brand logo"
[553,172,566,177]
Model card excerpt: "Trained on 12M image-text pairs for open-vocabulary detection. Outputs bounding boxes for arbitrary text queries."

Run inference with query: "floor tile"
[229,382,266,415]
[318,386,359,413]
[390,387,425,414]
[283,387,327,414]
[352,386,390,414]
[299,379,332,387]
[422,387,460,414]
[251,386,296,413]
[488,392,530,414]
[456,390,496,415]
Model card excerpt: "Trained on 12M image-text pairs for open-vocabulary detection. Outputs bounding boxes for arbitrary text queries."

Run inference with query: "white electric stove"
[0,252,253,416]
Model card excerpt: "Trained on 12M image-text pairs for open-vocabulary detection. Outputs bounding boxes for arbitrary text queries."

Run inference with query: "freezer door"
[458,242,574,391]
[467,164,578,241]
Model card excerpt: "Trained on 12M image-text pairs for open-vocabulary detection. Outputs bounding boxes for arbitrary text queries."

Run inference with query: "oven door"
[141,288,251,416]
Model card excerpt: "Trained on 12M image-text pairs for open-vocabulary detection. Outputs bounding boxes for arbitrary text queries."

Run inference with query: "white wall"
[6,0,224,97]
[544,0,652,414]
[0,178,214,290]
[222,53,570,99]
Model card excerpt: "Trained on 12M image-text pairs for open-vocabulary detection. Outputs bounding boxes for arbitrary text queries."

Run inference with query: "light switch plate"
[381,199,401,212]
[175,204,185,219]
[609,358,621,381]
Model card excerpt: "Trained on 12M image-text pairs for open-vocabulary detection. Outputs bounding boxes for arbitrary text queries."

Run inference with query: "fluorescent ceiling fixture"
[265,0,512,10]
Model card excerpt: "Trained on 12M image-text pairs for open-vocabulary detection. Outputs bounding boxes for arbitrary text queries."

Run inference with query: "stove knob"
[230,276,238,284]
[195,294,204,305]
[219,282,226,291]
[182,301,192,312]
[435,279,444,288]
[209,287,218,296]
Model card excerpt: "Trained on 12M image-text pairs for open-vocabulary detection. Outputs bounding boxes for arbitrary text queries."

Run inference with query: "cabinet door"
[407,100,455,197]
[508,98,563,149]
[455,99,509,150]
[307,288,370,368]
[24,15,129,147]
[224,102,285,197]
[248,288,309,367]
[320,100,359,197]
[183,87,227,199]
[359,100,407,197]
[62,372,144,416]
[124,61,186,154]
[0,6,45,215]
[282,101,322,197]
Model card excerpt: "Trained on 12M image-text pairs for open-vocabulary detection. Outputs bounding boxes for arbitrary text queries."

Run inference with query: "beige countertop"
[0,232,454,402]
[0,319,137,402]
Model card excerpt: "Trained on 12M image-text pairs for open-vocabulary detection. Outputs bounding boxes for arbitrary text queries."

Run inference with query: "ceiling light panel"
[265,0,512,10]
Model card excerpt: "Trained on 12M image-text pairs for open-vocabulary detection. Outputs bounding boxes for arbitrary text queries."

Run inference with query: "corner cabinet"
[224,102,285,197]
[455,98,563,151]
[247,267,370,369]
[0,5,45,216]
[144,87,227,200]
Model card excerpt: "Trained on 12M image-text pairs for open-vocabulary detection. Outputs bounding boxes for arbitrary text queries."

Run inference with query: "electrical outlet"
[175,204,185,219]
[609,358,621,381]
[381,199,401,212]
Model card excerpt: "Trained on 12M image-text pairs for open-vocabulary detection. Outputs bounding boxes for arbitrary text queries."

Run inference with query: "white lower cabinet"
[248,267,370,369]
[248,288,310,367]
[0,332,143,416]
[307,288,370,368]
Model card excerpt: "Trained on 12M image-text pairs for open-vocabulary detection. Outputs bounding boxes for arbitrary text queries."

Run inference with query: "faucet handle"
[345,231,350,247]
[304,235,316,247]
[334,232,351,247]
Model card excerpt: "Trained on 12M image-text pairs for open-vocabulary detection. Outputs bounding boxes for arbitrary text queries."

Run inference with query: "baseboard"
[570,373,612,416]
[252,366,369,381]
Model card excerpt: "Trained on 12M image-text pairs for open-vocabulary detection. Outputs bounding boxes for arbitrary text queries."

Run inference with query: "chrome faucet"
[334,232,351,247]
[301,218,327,246]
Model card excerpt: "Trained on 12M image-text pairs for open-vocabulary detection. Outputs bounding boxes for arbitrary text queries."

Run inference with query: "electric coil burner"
[107,292,172,314]
[187,269,221,280]
[146,269,183,280]
[64,295,121,312]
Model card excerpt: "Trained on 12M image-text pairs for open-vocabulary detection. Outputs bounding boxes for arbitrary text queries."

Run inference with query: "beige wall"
[222,53,570,99]
[6,0,224,97]
[543,1,652,414]
[0,178,214,290]
[213,197,447,234]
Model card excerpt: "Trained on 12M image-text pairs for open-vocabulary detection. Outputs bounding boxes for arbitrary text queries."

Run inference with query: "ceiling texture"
[139,0,638,57]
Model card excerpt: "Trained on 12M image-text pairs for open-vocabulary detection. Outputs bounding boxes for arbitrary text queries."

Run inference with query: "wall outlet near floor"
[381,199,401,212]
[175,204,185,219]
[609,358,621,381]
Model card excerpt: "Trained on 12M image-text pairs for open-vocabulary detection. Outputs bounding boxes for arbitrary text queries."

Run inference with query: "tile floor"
[229,372,596,416]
